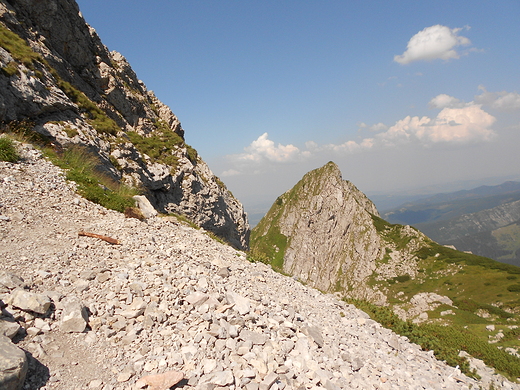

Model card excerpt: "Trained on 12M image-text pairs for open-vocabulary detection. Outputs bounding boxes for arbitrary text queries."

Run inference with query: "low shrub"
[507,284,520,292]
[0,137,18,162]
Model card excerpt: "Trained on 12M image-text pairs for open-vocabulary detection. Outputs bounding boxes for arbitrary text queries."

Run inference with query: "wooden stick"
[78,231,121,245]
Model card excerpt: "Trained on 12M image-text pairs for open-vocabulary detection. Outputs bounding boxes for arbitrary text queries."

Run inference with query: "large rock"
[0,335,28,390]
[8,290,51,315]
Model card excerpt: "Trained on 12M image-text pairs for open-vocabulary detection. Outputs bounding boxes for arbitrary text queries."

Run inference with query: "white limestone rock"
[7,289,51,315]
[60,296,88,333]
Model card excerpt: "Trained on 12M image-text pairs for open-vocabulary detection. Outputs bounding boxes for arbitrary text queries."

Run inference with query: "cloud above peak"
[394,25,471,65]
[388,105,496,144]
[238,132,303,163]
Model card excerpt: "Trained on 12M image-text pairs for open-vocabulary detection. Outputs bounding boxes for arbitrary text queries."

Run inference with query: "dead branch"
[78,231,121,245]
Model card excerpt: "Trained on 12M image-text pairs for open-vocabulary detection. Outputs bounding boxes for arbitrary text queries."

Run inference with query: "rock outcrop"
[0,0,249,249]
[251,162,427,302]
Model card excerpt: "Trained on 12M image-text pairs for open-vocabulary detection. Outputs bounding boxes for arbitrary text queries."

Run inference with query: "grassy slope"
[370,217,520,379]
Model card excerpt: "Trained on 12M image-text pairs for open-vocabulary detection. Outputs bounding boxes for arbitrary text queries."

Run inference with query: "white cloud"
[394,25,471,65]
[223,94,498,177]
[429,94,465,109]
[221,169,240,177]
[381,105,496,144]
[369,122,388,132]
[238,132,302,163]
[475,87,520,111]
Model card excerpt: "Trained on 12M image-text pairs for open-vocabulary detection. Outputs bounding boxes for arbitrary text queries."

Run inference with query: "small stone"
[185,292,209,306]
[208,370,234,386]
[217,267,230,278]
[226,292,250,315]
[0,273,25,290]
[135,370,184,390]
[60,296,88,333]
[117,371,133,382]
[240,329,267,345]
[0,318,20,339]
[260,372,279,390]
[88,379,103,388]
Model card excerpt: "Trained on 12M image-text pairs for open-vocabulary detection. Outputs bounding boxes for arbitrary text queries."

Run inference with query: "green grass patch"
[1,61,18,77]
[45,145,138,212]
[453,298,514,319]
[0,24,42,68]
[57,80,119,136]
[164,213,199,229]
[127,121,188,167]
[205,230,229,246]
[371,215,418,250]
[416,242,520,275]
[251,224,288,270]
[0,137,19,162]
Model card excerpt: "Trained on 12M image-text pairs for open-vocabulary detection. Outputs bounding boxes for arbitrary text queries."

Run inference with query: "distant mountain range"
[383,181,520,266]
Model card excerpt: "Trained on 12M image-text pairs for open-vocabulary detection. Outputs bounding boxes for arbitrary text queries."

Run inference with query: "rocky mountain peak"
[251,161,387,296]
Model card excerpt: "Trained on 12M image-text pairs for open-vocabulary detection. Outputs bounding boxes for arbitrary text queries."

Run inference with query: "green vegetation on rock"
[45,146,138,213]
[349,299,520,380]
[57,80,119,136]
[0,24,42,68]
[127,120,198,167]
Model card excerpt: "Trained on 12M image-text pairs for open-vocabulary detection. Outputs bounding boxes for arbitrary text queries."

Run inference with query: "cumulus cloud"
[222,93,498,176]
[429,94,466,109]
[475,87,520,111]
[381,105,496,144]
[238,132,302,162]
[221,169,240,177]
[394,25,471,65]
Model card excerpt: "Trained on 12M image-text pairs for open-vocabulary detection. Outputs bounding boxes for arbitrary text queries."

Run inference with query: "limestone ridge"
[0,0,249,249]
[251,161,427,302]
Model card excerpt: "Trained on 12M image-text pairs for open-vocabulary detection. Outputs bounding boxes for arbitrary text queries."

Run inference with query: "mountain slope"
[2,146,509,390]
[251,162,520,379]
[0,0,249,248]
[383,182,520,265]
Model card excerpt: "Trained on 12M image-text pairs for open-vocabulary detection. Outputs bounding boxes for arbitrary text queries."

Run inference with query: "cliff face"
[251,162,427,302]
[0,0,249,249]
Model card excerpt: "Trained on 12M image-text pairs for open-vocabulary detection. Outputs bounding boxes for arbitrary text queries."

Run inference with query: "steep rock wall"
[0,0,249,249]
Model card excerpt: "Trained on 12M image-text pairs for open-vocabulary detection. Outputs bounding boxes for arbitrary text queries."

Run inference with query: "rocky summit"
[251,161,427,304]
[2,142,517,390]
[0,0,249,249]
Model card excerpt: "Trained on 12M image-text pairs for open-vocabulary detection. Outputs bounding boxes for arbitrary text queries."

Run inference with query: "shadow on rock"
[23,350,50,390]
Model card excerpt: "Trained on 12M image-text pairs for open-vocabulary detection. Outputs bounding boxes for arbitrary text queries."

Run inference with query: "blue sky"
[76,0,520,218]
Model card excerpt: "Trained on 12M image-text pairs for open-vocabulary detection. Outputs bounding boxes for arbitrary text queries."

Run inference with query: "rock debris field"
[0,146,517,390]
